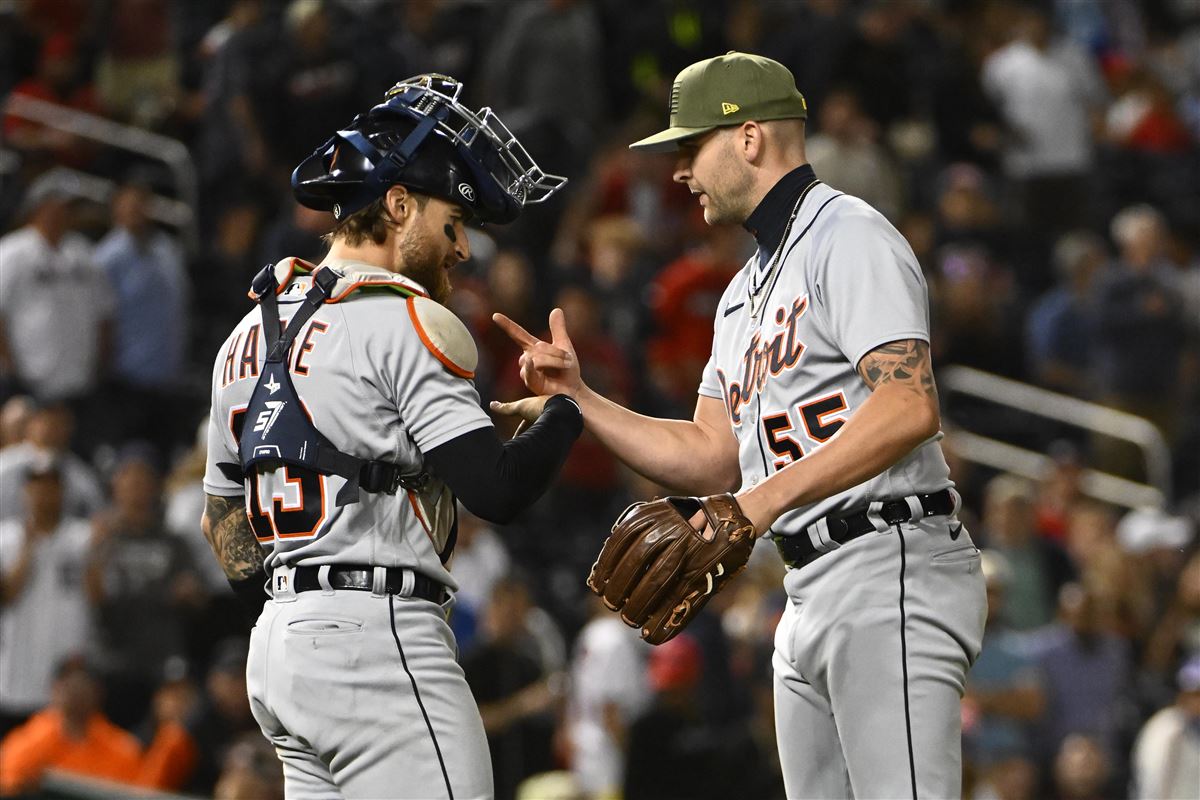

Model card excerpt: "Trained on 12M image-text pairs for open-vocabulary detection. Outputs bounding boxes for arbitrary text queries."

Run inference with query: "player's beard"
[702,140,756,225]
[398,225,453,305]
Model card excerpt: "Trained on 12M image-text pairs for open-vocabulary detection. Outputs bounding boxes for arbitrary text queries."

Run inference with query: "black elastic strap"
[266,271,337,363]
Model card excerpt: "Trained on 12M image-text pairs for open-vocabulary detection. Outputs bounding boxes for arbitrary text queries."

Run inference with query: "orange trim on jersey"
[406,297,475,379]
[407,490,431,533]
[326,277,427,303]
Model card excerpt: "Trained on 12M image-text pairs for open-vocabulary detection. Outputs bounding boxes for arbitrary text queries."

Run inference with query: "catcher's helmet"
[292,74,567,224]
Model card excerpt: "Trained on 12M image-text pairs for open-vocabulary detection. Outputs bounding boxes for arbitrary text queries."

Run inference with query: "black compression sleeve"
[424,395,583,523]
[228,566,269,628]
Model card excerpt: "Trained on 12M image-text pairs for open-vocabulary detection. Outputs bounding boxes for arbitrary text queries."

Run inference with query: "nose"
[673,153,693,184]
[454,220,471,262]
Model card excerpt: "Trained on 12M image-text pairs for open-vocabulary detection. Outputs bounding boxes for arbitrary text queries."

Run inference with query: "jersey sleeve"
[812,204,931,369]
[374,300,492,452]
[202,335,244,497]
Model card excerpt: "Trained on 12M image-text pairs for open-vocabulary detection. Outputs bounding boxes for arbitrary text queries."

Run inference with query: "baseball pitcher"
[494,53,987,799]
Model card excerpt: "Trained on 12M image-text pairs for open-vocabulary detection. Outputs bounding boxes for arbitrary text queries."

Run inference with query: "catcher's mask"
[292,74,566,224]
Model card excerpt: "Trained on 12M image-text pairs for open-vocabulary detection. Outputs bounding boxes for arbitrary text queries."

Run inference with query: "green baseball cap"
[629,52,807,153]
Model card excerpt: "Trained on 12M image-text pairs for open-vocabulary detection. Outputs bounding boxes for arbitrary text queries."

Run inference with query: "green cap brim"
[628,125,718,153]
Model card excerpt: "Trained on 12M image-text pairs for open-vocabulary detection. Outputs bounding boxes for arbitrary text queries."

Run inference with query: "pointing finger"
[492,313,541,349]
[548,307,573,348]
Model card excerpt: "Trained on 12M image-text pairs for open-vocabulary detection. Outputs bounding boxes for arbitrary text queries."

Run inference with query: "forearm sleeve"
[424,395,583,523]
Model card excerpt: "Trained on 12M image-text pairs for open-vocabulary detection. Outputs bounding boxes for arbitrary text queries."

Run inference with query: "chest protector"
[220,263,425,507]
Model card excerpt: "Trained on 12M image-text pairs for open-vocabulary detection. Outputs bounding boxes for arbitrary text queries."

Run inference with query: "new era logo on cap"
[721,102,740,115]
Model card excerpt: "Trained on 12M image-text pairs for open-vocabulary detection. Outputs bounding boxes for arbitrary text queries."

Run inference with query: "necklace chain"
[748,182,815,321]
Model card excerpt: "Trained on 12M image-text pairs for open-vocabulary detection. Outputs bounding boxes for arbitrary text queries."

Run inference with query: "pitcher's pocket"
[285,616,364,635]
[929,544,981,567]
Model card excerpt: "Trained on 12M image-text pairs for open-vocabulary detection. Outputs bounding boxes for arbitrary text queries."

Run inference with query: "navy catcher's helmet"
[292,74,567,224]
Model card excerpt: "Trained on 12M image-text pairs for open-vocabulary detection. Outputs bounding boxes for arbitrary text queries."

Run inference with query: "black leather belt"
[775,489,956,569]
[292,565,446,603]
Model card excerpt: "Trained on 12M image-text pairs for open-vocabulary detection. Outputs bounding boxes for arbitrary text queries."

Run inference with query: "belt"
[775,489,956,569]
[292,565,447,604]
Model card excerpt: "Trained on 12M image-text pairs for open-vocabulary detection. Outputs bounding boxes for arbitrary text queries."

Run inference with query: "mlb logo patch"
[276,575,288,593]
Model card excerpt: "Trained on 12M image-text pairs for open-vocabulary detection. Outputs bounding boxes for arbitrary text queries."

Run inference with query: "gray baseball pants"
[772,514,987,799]
[247,573,492,799]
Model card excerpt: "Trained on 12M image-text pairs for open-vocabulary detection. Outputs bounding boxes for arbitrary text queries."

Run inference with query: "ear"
[739,122,764,164]
[383,184,411,223]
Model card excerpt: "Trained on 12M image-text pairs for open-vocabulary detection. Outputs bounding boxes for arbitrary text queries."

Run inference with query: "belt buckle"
[272,564,297,603]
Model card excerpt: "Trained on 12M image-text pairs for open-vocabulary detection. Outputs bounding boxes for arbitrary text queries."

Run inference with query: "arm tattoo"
[202,494,264,581]
[857,339,938,399]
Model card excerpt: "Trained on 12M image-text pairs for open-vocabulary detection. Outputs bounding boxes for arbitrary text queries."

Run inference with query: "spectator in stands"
[85,447,203,729]
[481,0,605,161]
[1131,654,1200,799]
[464,574,560,800]
[0,461,92,739]
[179,637,259,796]
[2,34,99,168]
[0,396,32,449]
[1094,204,1188,440]
[93,177,191,455]
[981,4,1107,241]
[1032,442,1086,545]
[0,401,105,523]
[1065,501,1153,640]
[1052,733,1115,800]
[450,508,512,651]
[257,198,330,268]
[979,474,1075,631]
[932,163,1011,265]
[624,633,760,800]
[194,0,272,192]
[930,243,1025,377]
[1116,508,1195,629]
[646,222,746,411]
[0,170,115,416]
[1143,551,1200,681]
[806,87,903,221]
[0,655,189,795]
[255,0,364,171]
[564,595,651,799]
[94,0,181,129]
[1026,232,1107,395]
[962,552,1045,776]
[1033,584,1134,762]
[211,733,284,800]
[584,216,656,377]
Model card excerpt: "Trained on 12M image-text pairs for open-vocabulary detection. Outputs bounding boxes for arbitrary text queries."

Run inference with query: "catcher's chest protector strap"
[225,264,419,506]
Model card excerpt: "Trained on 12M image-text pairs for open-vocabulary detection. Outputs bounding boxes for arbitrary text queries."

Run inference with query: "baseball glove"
[587,493,756,645]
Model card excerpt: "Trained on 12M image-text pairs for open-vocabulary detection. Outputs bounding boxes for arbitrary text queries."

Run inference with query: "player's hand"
[489,395,550,437]
[492,308,582,397]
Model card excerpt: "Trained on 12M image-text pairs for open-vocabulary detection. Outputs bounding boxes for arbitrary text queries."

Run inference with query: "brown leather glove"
[586,493,756,645]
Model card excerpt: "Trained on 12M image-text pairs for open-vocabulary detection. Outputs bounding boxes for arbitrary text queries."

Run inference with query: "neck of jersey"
[743,163,819,270]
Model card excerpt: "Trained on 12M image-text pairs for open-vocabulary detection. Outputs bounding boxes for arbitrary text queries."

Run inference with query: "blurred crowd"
[1,0,1198,798]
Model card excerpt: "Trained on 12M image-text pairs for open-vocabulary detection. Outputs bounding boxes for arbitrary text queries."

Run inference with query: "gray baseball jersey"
[698,180,985,798]
[205,257,497,798]
[203,258,492,591]
[699,181,953,538]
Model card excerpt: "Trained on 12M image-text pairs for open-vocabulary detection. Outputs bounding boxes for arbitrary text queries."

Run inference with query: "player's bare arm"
[736,338,941,534]
[491,309,740,494]
[201,493,264,581]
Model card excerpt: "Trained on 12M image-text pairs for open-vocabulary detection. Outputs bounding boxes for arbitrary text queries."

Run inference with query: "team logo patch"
[457,182,475,202]
[722,102,740,115]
